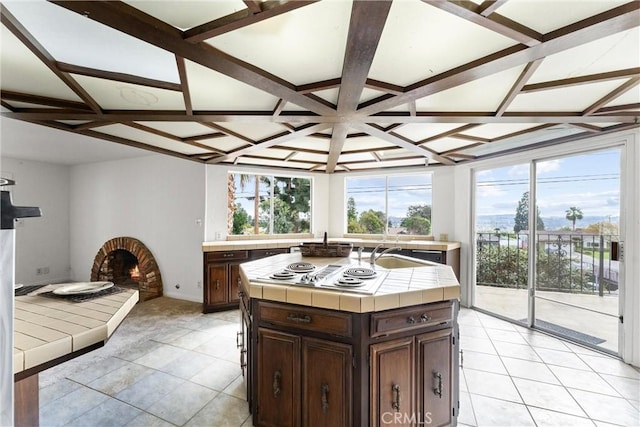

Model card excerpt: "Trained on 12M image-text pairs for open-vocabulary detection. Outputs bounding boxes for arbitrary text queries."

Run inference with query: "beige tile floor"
[38,297,639,426]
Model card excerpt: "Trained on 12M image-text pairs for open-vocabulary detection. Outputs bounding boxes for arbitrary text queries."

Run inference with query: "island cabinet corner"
[245,297,459,427]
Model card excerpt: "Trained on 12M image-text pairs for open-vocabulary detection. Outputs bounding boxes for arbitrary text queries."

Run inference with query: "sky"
[346,174,432,219]
[476,148,621,219]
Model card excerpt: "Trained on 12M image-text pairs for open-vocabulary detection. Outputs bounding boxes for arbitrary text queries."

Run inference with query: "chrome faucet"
[357,247,364,264]
[370,244,401,267]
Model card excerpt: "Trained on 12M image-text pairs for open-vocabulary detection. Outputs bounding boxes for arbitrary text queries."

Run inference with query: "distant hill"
[476,214,619,232]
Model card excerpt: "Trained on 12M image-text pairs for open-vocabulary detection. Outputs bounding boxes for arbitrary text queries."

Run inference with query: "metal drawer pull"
[236,331,243,348]
[421,313,431,322]
[215,279,220,290]
[286,313,312,323]
[392,384,400,411]
[407,316,416,324]
[240,349,247,369]
[224,253,234,258]
[433,372,443,398]
[321,383,329,412]
[273,370,281,398]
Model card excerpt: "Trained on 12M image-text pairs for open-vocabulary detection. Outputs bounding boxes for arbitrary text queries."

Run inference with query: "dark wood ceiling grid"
[0,1,638,172]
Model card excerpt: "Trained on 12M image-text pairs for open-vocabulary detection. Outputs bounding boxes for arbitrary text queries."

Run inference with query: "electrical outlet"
[36,268,42,275]
[197,281,202,289]
[43,267,49,275]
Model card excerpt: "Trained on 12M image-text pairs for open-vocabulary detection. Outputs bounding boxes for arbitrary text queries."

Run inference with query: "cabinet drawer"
[206,250,248,262]
[251,248,289,259]
[259,302,352,337]
[370,301,453,337]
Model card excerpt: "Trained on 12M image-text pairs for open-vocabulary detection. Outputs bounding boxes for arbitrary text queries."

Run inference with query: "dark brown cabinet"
[302,338,352,427]
[203,250,248,312]
[370,337,415,427]
[256,329,301,427]
[203,248,290,312]
[417,329,455,427]
[246,298,459,427]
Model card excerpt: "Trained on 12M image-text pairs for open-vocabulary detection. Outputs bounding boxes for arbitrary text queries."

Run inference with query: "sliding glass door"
[474,148,623,354]
[474,163,530,324]
[533,149,621,353]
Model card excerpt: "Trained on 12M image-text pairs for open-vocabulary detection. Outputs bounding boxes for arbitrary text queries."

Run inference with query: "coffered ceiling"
[1,1,639,172]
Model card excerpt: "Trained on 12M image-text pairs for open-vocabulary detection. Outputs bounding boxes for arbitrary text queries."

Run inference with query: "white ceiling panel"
[197,136,248,152]
[95,124,207,155]
[370,0,514,86]
[0,25,81,101]
[185,60,278,110]
[497,0,630,34]
[206,1,352,86]
[216,122,290,141]
[72,75,185,110]
[508,80,629,112]
[462,123,548,140]
[394,123,464,141]
[415,65,527,112]
[423,137,477,153]
[124,0,245,30]
[2,0,180,83]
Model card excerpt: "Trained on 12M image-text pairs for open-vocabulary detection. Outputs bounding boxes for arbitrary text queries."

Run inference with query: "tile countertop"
[202,237,460,252]
[13,288,138,375]
[239,253,460,313]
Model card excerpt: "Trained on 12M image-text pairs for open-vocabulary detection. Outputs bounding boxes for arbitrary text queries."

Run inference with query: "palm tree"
[565,206,583,231]
[227,173,254,234]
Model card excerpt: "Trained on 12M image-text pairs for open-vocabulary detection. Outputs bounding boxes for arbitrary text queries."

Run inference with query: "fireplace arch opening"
[91,237,162,302]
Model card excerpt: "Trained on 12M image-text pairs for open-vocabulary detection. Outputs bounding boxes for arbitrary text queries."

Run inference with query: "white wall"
[204,164,330,241]
[0,157,70,285]
[70,155,206,302]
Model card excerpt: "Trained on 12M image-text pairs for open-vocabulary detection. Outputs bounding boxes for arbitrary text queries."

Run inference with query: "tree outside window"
[228,173,311,235]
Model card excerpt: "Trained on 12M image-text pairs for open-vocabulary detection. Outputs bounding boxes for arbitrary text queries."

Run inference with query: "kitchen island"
[238,252,460,427]
[13,287,138,427]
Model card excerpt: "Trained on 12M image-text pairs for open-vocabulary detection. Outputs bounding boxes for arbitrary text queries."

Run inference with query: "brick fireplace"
[91,237,162,302]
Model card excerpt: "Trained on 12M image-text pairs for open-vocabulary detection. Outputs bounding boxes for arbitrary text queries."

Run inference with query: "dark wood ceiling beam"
[207,123,332,163]
[424,0,542,46]
[21,118,204,163]
[417,123,480,144]
[296,79,342,94]
[243,0,263,14]
[350,122,455,165]
[0,90,92,110]
[592,103,640,115]
[203,122,256,145]
[175,56,193,114]
[182,132,226,142]
[273,99,287,117]
[567,123,602,133]
[582,76,640,116]
[1,5,102,113]
[364,79,404,96]
[5,109,638,124]
[495,59,543,116]
[449,134,491,143]
[327,1,391,172]
[326,123,349,173]
[184,1,317,42]
[489,123,555,141]
[477,0,508,17]
[521,68,640,93]
[52,1,336,116]
[337,1,391,114]
[358,2,640,117]
[56,61,182,92]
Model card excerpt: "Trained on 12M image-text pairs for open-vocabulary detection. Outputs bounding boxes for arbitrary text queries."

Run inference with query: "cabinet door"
[206,264,227,306]
[256,328,300,427]
[302,338,352,427]
[417,329,454,427]
[229,263,241,304]
[370,337,414,427]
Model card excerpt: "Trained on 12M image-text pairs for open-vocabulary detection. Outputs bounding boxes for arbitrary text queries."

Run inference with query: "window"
[228,173,312,235]
[345,174,432,236]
